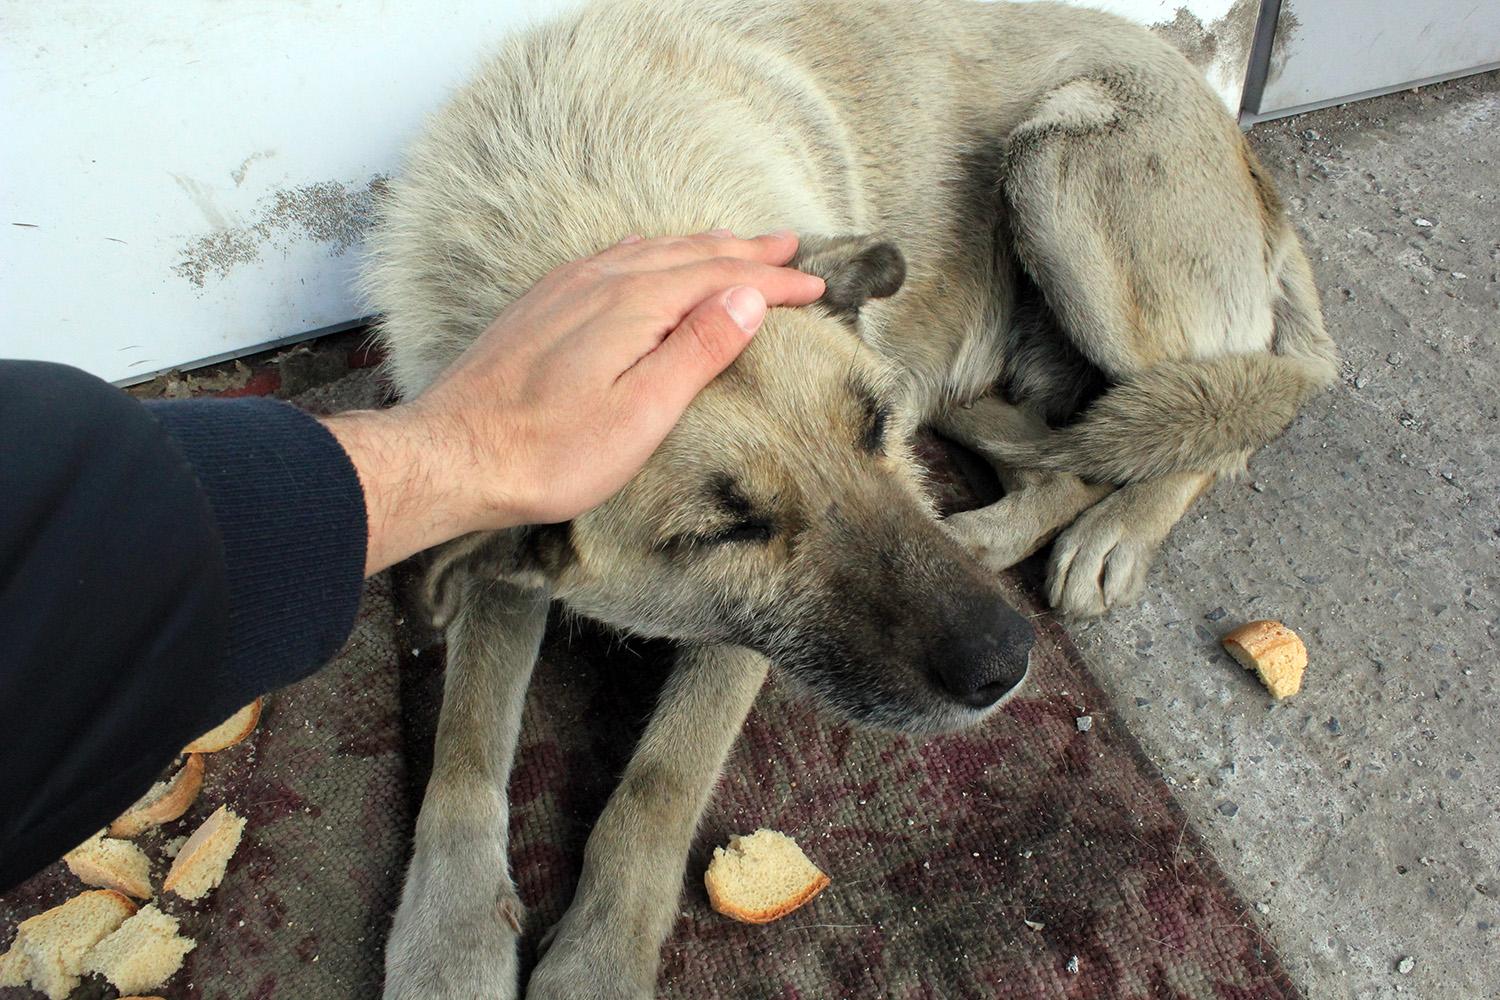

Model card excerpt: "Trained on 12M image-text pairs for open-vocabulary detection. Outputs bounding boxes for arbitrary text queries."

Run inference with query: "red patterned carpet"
[479,573,1301,1000]
[1,366,1300,999]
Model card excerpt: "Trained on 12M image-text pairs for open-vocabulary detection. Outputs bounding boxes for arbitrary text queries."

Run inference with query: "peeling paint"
[172,175,388,288]
[230,149,277,186]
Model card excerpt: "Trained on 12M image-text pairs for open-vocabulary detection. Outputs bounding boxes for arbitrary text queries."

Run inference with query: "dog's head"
[432,235,1034,733]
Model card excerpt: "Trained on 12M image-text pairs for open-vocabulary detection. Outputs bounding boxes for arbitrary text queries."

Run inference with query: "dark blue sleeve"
[0,361,367,890]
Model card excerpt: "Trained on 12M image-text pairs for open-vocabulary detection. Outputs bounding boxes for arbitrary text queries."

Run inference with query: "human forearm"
[317,406,492,576]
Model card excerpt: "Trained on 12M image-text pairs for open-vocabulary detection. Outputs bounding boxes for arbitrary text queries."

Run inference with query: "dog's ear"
[423,524,573,627]
[791,234,906,320]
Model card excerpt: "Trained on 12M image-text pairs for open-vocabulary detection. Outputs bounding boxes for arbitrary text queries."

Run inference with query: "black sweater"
[0,361,367,890]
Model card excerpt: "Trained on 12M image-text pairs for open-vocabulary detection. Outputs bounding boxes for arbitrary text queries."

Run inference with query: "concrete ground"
[1071,72,1499,999]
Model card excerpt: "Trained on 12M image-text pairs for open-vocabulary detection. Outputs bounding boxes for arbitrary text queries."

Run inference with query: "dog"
[363,1,1336,996]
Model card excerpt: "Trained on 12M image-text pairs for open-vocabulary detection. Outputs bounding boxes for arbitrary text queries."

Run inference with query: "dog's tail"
[1005,248,1338,484]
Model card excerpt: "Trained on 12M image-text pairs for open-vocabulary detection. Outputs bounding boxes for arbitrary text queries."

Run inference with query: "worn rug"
[1,365,1300,999]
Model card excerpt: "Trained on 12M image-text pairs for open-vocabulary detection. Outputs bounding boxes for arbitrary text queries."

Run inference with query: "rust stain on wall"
[173,175,388,288]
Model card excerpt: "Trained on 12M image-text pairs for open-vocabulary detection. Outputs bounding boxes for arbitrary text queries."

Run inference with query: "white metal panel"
[1255,0,1500,119]
[1,0,1251,384]
[0,1,565,384]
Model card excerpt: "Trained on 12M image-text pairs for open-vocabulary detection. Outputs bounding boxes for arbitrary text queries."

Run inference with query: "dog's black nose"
[930,598,1035,708]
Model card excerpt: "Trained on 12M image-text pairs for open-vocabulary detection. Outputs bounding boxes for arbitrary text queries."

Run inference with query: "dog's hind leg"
[979,67,1326,616]
[995,70,1335,486]
[526,645,768,1000]
[384,578,547,1000]
[937,396,1113,572]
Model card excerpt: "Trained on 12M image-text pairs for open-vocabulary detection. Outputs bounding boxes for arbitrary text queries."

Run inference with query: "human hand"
[321,229,825,575]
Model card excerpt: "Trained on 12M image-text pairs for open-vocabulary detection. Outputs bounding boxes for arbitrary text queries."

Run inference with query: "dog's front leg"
[525,644,769,1000]
[384,579,548,1000]
[1047,470,1216,617]
[937,396,1112,570]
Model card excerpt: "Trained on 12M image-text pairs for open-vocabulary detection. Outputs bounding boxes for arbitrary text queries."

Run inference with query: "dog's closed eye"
[702,519,775,545]
[659,518,775,553]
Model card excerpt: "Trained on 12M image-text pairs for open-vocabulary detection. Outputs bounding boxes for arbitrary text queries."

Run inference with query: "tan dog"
[364,1,1335,996]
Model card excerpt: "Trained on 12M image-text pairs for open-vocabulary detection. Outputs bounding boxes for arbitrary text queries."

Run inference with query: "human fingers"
[617,285,765,420]
[597,228,802,270]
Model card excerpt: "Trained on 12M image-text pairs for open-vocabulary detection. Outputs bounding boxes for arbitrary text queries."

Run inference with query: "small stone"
[1453,272,1467,279]
[1066,955,1080,975]
[1397,956,1415,975]
[1023,918,1045,931]
[1135,697,1152,708]
[1256,901,1270,914]
[1205,606,1228,622]
[1303,129,1321,140]
[1325,717,1342,735]
[1387,352,1405,366]
[1076,716,1094,732]
[1354,373,1369,389]
[1251,481,1266,493]
[1414,217,1434,227]
[1217,800,1240,817]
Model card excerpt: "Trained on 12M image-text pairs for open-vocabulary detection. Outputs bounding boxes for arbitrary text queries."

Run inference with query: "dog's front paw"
[1046,500,1157,618]
[943,504,1047,574]
[383,873,522,1000]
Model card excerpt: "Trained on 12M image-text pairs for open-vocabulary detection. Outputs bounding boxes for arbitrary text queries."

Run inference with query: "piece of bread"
[0,889,137,999]
[84,904,195,995]
[110,753,206,837]
[1223,619,1308,699]
[183,698,262,753]
[0,945,29,988]
[65,832,154,899]
[705,828,830,924]
[163,805,246,900]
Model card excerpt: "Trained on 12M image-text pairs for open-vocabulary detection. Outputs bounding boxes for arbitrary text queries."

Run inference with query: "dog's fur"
[364,1,1335,996]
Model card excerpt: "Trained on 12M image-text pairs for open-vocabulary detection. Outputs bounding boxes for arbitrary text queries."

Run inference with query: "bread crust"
[109,754,206,838]
[705,868,830,924]
[163,805,244,900]
[183,698,262,753]
[64,836,153,900]
[1223,619,1307,699]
